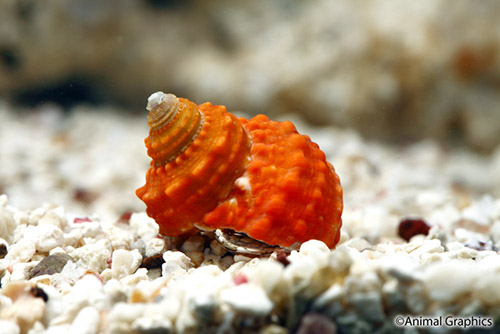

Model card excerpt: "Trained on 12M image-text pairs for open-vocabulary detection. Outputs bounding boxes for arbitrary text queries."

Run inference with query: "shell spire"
[144,92,205,166]
[136,93,343,250]
[146,92,179,129]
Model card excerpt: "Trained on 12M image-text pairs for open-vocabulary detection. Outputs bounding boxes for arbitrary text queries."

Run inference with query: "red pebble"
[74,217,92,224]
[398,218,431,242]
[233,273,249,285]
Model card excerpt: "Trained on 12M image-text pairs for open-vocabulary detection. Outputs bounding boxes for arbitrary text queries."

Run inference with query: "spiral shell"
[136,92,343,249]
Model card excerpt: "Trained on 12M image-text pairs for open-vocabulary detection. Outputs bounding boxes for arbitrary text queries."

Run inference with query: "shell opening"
[214,229,283,255]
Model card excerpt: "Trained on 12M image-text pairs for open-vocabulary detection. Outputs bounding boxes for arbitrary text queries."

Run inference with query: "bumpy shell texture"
[136,92,343,249]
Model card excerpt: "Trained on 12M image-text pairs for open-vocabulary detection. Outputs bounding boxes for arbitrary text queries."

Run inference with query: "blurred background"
[1,0,500,151]
[2,0,500,220]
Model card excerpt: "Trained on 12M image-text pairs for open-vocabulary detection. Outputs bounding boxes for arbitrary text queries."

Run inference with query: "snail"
[136,92,343,254]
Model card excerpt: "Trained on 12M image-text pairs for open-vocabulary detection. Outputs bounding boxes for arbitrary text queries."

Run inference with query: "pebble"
[462,195,495,226]
[408,239,444,259]
[284,240,331,295]
[260,325,289,334]
[69,240,111,272]
[110,249,142,279]
[129,239,146,256]
[129,213,159,242]
[50,274,106,326]
[423,260,480,303]
[381,279,405,312]
[44,324,71,334]
[220,283,273,316]
[162,251,194,276]
[30,286,49,302]
[313,284,344,315]
[181,235,206,266]
[0,206,16,244]
[69,306,100,334]
[132,317,173,334]
[209,239,227,257]
[28,206,51,226]
[181,235,206,253]
[25,224,64,252]
[76,220,104,239]
[5,239,36,263]
[0,243,7,259]
[378,253,421,282]
[8,262,35,281]
[0,282,46,334]
[145,238,165,257]
[103,224,136,250]
[29,253,75,279]
[398,217,431,242]
[189,288,218,321]
[140,253,165,270]
[38,208,67,230]
[62,229,83,249]
[296,313,336,334]
[245,260,284,295]
[348,291,385,323]
[107,303,147,333]
[0,320,20,334]
[120,268,149,289]
[475,272,500,306]
[274,249,290,267]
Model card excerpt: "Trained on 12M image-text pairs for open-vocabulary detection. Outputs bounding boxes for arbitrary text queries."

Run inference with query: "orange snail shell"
[136,92,343,250]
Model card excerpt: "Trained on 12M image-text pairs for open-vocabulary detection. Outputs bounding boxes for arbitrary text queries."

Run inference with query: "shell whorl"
[145,92,204,167]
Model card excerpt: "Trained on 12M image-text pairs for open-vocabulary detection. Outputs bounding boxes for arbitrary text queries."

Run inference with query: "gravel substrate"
[2,102,500,333]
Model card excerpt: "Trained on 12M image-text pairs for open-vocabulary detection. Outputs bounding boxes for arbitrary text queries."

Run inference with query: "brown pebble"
[140,253,165,269]
[209,239,227,257]
[186,251,204,267]
[453,44,497,81]
[296,313,336,334]
[73,187,98,204]
[30,286,49,302]
[275,249,290,267]
[28,253,75,279]
[398,217,431,242]
[0,243,7,259]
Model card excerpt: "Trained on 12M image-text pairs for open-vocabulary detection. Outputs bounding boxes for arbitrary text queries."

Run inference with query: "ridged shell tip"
[146,92,180,130]
[146,91,177,112]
